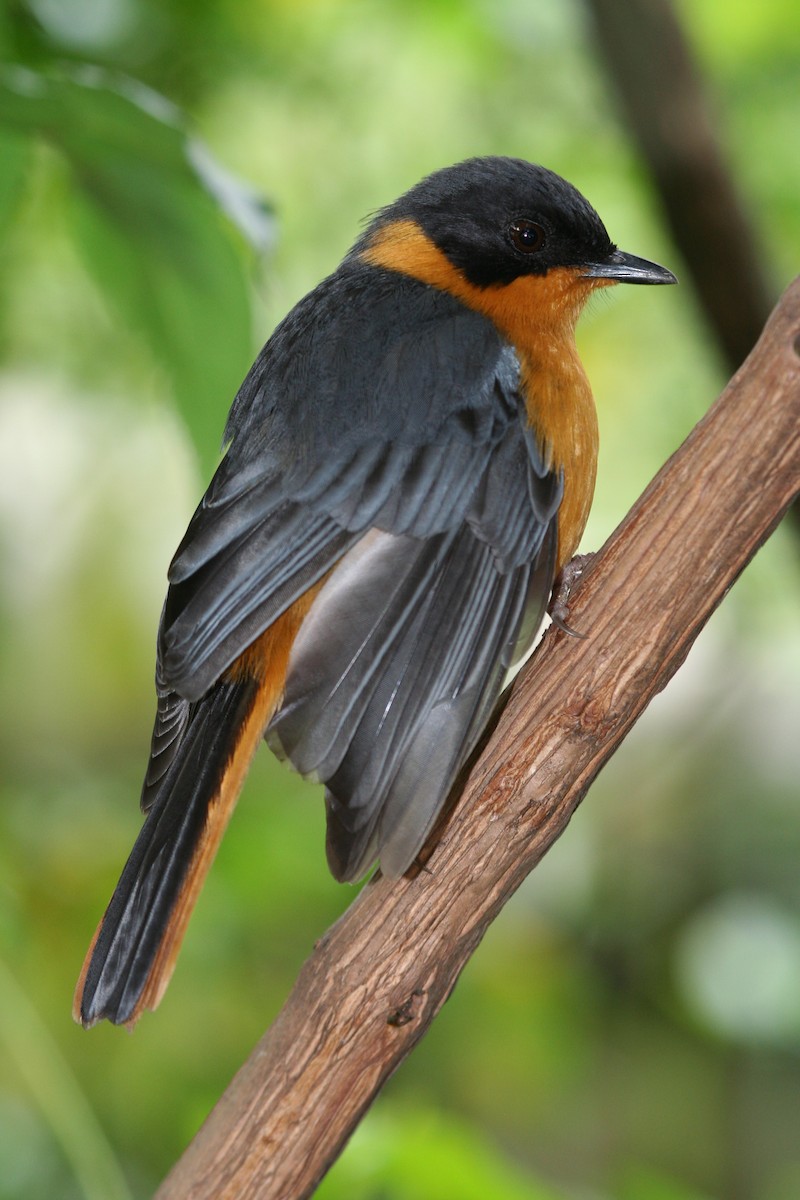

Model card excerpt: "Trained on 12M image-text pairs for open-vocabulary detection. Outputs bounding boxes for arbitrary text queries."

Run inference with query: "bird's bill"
[583,249,677,286]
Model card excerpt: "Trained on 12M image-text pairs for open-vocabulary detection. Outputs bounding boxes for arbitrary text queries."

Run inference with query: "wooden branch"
[157,280,800,1199]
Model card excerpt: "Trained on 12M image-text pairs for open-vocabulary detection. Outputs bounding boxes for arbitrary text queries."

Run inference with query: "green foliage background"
[0,1,798,1197]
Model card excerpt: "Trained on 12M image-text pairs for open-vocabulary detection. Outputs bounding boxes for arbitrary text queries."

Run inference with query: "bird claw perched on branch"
[550,553,594,638]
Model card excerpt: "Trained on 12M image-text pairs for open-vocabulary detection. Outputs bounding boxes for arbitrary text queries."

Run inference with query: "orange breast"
[361,220,603,569]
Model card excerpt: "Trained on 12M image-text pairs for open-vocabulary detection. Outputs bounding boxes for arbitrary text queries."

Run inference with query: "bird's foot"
[549,553,594,639]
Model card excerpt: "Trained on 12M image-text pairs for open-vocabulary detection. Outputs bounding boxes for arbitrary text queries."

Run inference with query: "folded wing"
[153,266,562,877]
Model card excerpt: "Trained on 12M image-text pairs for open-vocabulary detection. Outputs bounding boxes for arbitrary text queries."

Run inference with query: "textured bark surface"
[157,280,800,1199]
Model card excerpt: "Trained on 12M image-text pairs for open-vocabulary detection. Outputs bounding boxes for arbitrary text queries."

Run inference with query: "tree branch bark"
[157,279,800,1199]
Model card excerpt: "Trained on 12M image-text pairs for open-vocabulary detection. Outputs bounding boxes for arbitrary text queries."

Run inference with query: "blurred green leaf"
[0,65,273,474]
[0,128,31,241]
[318,1106,567,1200]
[0,956,132,1200]
[618,1164,714,1200]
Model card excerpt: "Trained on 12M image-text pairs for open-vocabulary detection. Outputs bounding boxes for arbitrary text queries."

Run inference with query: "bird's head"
[358,157,676,311]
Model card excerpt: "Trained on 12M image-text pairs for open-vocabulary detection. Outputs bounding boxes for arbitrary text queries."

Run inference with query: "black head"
[364,156,675,289]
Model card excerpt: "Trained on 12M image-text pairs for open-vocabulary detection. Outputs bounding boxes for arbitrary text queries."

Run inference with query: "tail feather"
[75,587,322,1030]
[74,675,275,1029]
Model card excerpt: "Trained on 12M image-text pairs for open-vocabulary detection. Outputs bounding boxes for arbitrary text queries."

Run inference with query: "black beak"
[583,248,677,286]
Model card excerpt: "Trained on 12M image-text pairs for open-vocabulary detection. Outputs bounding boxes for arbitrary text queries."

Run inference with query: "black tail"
[75,673,271,1028]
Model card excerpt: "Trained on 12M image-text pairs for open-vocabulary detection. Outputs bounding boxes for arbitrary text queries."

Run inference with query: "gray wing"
[147,267,562,868]
[267,405,561,881]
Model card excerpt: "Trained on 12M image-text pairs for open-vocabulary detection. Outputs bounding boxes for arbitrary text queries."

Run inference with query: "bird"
[74,156,676,1029]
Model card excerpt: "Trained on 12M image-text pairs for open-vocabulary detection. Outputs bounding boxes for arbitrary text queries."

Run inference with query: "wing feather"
[149,265,562,880]
[157,271,529,701]
[269,482,558,882]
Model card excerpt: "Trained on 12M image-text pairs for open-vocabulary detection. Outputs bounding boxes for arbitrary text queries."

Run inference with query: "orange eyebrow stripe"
[361,218,467,295]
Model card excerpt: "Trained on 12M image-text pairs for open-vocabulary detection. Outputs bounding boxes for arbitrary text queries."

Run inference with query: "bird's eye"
[509,219,545,254]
